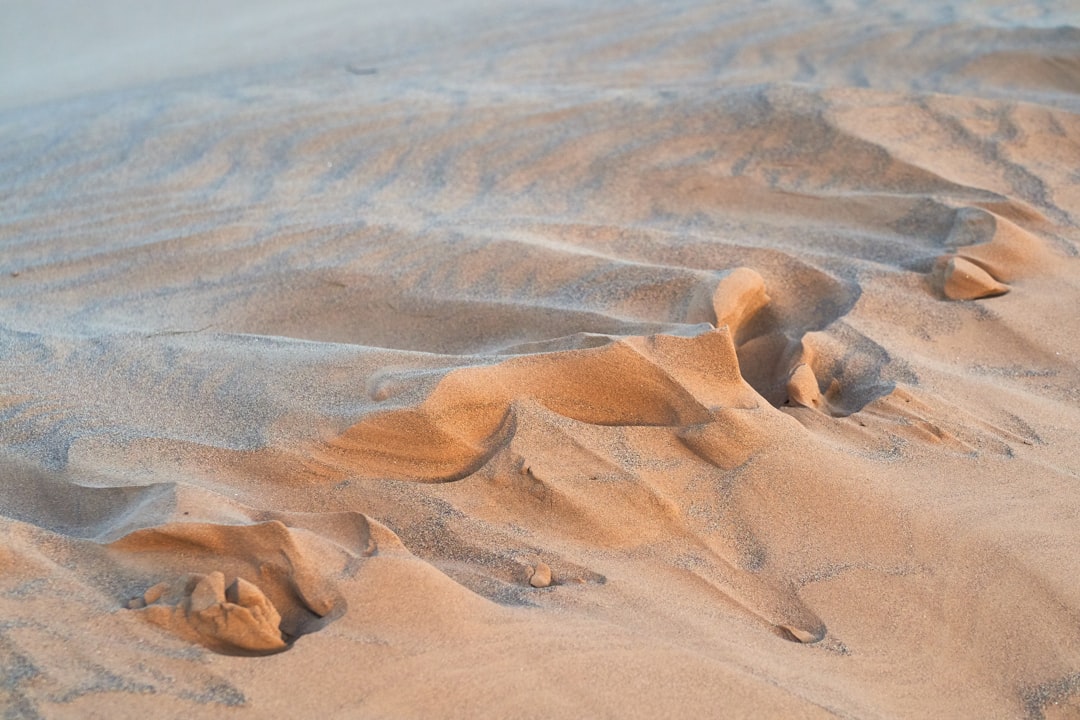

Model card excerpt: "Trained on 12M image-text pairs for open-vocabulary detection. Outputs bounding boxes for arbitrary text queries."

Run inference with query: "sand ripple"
[2,0,1080,716]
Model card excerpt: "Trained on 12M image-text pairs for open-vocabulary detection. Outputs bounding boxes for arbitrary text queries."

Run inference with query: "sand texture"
[2,0,1080,717]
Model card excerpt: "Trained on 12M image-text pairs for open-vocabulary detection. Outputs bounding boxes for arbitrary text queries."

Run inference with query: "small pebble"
[143,581,169,605]
[529,562,552,588]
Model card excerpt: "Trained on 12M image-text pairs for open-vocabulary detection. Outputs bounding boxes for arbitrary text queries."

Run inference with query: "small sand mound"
[946,207,1053,283]
[940,256,1010,300]
[710,267,771,338]
[786,363,824,410]
[109,520,347,652]
[130,572,286,653]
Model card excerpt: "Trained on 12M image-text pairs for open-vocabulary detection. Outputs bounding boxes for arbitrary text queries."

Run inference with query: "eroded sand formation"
[2,0,1080,717]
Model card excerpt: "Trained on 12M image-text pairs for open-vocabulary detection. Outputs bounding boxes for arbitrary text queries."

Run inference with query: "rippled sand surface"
[3,1,1080,717]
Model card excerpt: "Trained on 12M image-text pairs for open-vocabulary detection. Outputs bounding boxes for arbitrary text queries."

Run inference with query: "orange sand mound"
[2,1,1080,717]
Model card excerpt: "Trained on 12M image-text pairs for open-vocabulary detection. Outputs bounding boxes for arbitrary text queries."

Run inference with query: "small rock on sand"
[529,562,552,588]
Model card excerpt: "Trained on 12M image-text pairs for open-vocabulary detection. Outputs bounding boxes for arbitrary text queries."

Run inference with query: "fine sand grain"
[2,1,1080,717]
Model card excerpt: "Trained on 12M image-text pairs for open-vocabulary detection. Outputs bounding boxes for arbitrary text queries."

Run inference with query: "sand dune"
[2,0,1080,717]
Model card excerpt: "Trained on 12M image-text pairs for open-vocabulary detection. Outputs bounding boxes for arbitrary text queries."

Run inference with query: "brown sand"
[2,0,1080,717]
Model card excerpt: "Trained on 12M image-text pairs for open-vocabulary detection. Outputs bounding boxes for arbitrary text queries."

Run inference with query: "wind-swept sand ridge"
[2,0,1080,717]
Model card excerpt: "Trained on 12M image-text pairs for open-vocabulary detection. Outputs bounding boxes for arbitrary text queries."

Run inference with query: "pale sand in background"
[2,1,1080,717]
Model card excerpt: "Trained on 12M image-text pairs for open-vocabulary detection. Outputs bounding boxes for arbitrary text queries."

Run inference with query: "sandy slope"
[2,1,1080,717]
